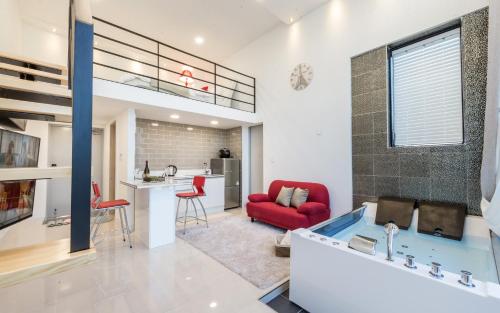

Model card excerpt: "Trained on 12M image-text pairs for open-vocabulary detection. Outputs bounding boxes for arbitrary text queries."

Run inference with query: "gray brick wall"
[226,127,242,159]
[351,8,488,215]
[135,119,241,170]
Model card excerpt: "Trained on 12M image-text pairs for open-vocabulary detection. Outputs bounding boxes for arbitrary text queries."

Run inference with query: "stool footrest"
[176,216,208,223]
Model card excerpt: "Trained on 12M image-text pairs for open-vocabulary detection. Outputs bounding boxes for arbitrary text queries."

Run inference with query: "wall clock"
[290,63,313,91]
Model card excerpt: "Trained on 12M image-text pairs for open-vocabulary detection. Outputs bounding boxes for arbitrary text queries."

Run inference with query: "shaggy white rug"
[176,214,290,289]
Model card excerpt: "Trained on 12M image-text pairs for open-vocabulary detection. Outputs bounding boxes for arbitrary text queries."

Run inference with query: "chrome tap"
[384,223,399,261]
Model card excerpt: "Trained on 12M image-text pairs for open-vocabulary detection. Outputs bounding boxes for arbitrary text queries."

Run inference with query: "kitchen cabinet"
[175,176,225,217]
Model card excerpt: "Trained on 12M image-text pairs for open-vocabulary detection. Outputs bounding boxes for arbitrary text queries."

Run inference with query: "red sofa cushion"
[248,193,271,203]
[267,180,329,208]
[247,201,310,230]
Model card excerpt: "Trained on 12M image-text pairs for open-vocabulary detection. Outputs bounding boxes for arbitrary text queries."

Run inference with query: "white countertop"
[121,179,190,189]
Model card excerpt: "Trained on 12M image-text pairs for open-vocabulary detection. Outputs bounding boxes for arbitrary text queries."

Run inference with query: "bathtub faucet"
[384,223,399,261]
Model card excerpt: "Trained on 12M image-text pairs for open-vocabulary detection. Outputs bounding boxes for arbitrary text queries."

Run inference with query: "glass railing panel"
[94,64,158,91]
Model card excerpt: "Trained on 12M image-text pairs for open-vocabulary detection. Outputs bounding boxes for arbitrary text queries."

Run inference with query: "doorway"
[46,124,104,218]
[249,124,263,194]
[109,122,116,200]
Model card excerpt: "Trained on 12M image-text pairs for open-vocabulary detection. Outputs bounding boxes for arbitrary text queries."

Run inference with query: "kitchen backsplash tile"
[136,119,242,170]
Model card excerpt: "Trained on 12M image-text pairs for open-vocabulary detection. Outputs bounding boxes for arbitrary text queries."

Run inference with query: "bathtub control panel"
[404,255,417,269]
[429,262,444,278]
[459,270,475,288]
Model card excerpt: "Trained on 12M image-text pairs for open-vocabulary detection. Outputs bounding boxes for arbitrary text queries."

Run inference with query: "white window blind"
[391,28,463,147]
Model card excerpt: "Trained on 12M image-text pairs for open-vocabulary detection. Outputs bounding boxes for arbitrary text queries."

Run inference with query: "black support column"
[69,0,93,253]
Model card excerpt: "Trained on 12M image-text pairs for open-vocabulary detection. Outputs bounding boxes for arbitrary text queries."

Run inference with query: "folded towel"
[280,230,292,246]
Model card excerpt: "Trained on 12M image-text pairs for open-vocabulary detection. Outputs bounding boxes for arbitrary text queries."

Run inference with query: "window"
[389,26,463,147]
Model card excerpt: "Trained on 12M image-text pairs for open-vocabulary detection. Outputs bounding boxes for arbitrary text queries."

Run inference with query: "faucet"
[384,223,399,261]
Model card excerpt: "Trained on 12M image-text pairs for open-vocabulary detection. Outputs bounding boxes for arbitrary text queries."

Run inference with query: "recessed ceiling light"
[52,27,57,32]
[151,122,159,127]
[210,120,219,125]
[194,36,205,45]
[170,114,180,119]
[289,17,294,23]
[187,127,194,131]
[209,302,217,308]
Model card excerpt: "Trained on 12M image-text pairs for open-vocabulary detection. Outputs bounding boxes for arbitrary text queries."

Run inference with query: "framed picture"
[0,129,40,168]
[0,180,36,230]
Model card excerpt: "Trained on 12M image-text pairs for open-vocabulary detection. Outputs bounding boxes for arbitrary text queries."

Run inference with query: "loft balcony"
[92,17,256,113]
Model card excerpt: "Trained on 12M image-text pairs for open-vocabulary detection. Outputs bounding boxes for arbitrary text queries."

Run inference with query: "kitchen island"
[121,175,224,249]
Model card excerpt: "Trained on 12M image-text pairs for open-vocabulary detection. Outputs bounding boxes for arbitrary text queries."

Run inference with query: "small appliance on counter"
[211,158,240,209]
[166,164,177,177]
[219,148,231,158]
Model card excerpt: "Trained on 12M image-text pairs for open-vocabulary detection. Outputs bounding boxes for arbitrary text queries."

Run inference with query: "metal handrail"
[92,17,256,112]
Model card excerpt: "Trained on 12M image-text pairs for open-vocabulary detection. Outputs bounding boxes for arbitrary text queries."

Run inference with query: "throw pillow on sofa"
[291,188,309,208]
[275,186,295,207]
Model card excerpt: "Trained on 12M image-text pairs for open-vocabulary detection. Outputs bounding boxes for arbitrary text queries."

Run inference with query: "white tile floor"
[0,210,276,313]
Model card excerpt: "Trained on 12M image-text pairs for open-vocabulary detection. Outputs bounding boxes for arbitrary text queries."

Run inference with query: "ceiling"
[18,0,329,62]
[258,0,330,24]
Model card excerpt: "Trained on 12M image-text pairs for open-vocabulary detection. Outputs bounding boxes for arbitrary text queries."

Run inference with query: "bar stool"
[176,176,208,234]
[91,181,132,248]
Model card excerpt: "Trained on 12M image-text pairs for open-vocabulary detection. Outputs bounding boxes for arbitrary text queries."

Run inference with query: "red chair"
[176,176,208,234]
[91,181,132,248]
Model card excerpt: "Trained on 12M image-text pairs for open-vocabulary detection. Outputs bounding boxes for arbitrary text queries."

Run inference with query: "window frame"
[387,22,465,148]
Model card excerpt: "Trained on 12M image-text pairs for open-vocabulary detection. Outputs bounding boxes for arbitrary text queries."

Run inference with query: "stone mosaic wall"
[351,8,488,215]
[136,119,242,170]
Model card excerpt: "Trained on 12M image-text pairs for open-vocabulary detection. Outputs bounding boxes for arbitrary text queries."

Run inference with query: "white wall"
[115,109,136,200]
[0,0,23,55]
[21,22,67,66]
[0,0,67,66]
[250,124,263,194]
[225,0,489,216]
[24,121,49,219]
[101,108,136,226]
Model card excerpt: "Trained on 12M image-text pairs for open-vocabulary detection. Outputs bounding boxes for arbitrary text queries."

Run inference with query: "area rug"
[176,214,289,289]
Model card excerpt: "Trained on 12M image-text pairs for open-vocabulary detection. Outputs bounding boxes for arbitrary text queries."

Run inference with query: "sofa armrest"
[297,202,329,215]
[248,193,271,203]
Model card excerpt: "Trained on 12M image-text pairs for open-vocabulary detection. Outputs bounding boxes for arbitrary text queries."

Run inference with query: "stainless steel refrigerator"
[210,158,241,209]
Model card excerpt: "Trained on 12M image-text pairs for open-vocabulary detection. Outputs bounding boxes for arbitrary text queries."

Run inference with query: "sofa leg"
[251,218,255,223]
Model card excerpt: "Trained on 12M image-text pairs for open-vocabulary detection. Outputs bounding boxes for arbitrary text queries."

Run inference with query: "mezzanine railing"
[92,17,255,113]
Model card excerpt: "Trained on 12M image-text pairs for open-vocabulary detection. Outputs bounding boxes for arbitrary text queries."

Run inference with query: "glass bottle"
[143,160,150,180]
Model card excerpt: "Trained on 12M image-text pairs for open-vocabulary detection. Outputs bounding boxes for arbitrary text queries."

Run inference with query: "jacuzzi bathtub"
[290,202,500,313]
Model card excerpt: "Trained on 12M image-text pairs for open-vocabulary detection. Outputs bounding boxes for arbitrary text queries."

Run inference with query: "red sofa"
[246,180,331,230]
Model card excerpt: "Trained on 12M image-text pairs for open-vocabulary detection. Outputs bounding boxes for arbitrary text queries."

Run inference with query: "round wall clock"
[290,63,313,91]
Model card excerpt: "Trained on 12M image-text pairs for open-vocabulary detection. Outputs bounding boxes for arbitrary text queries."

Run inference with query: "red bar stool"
[176,176,208,234]
[91,181,132,248]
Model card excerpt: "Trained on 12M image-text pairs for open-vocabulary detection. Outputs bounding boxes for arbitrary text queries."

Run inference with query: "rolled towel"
[280,230,292,246]
[348,235,377,255]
